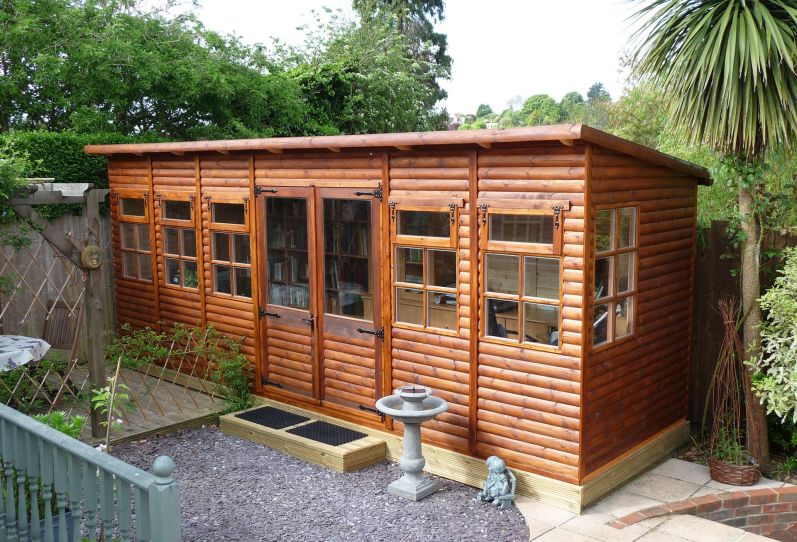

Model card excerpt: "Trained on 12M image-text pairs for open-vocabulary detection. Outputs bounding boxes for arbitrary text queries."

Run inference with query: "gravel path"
[115,427,529,542]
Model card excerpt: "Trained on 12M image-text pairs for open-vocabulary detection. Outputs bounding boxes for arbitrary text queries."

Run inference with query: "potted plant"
[707,299,761,485]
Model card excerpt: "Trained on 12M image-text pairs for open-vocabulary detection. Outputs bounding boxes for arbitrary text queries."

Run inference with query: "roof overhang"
[84,124,712,185]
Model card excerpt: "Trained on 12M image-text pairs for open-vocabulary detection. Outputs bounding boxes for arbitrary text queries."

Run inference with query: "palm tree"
[630,0,797,465]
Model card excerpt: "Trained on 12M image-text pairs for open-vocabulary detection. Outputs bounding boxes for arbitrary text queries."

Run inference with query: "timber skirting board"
[240,397,689,513]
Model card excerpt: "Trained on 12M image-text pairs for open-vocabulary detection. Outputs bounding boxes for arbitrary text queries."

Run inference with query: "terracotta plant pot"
[709,456,761,486]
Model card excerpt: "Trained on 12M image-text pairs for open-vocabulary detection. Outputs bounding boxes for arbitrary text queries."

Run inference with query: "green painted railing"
[0,403,180,541]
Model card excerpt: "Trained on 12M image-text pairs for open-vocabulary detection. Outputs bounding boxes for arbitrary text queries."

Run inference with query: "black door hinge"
[353,184,382,201]
[552,205,562,229]
[357,404,385,422]
[356,327,385,340]
[261,377,284,388]
[259,307,281,319]
[302,314,315,330]
[254,186,278,196]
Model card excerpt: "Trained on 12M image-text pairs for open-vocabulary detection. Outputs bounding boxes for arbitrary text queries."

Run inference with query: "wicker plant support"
[709,457,760,486]
[707,299,760,485]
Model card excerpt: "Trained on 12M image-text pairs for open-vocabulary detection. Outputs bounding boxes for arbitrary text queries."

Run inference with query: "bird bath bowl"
[376,386,448,501]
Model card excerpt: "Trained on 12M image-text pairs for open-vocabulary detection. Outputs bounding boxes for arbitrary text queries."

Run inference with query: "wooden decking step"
[220,405,386,472]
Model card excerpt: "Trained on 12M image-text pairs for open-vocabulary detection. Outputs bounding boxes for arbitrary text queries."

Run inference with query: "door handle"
[302,315,315,330]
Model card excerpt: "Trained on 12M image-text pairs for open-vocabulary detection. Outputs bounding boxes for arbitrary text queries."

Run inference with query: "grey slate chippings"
[115,427,530,542]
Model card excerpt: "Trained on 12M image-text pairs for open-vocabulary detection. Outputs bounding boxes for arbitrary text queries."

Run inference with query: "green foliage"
[714,426,749,465]
[748,247,797,422]
[520,95,562,126]
[105,324,169,370]
[33,411,87,439]
[559,92,585,123]
[604,84,668,149]
[287,12,446,134]
[586,82,611,103]
[630,0,797,158]
[475,104,493,118]
[194,326,252,413]
[353,0,451,106]
[91,375,131,436]
[0,143,30,200]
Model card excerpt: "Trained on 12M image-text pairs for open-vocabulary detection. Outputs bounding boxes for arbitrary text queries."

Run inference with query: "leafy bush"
[105,324,169,370]
[33,411,87,439]
[748,246,797,422]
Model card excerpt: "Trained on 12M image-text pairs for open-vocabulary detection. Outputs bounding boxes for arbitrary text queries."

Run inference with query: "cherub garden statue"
[475,455,516,509]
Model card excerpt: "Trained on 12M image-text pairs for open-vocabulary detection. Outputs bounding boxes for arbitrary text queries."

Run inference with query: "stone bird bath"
[376,385,449,501]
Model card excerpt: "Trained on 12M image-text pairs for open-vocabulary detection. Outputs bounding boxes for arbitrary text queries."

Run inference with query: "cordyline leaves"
[630,0,797,157]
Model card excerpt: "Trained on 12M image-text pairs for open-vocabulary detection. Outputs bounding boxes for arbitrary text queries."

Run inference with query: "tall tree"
[353,0,451,105]
[475,103,493,118]
[560,91,586,123]
[631,0,797,465]
[520,94,562,126]
[586,82,611,103]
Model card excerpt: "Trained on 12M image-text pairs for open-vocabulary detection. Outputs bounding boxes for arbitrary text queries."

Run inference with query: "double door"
[257,186,383,419]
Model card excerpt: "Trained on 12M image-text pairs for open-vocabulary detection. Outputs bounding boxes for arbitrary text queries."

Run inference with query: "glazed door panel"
[316,188,383,418]
[260,188,318,397]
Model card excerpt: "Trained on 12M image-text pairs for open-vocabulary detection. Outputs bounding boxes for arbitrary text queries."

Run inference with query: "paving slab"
[656,514,749,541]
[623,473,702,502]
[707,476,784,491]
[650,458,713,485]
[559,512,649,541]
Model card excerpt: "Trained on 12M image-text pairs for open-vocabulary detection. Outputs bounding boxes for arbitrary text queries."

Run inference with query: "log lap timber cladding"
[87,124,710,510]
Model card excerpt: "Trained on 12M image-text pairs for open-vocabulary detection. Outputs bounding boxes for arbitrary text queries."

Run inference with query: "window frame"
[389,201,460,335]
[206,193,252,299]
[479,204,566,351]
[115,189,153,283]
[591,205,639,351]
[157,193,200,291]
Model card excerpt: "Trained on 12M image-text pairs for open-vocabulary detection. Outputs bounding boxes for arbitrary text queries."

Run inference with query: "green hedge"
[0,131,166,219]
[0,131,166,188]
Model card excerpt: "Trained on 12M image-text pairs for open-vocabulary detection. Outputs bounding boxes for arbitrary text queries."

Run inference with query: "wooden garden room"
[85,124,711,511]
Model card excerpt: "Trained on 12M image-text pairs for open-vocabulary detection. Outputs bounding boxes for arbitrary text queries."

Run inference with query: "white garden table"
[0,335,51,372]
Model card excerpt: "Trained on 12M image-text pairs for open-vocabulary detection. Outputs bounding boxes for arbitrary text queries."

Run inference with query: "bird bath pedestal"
[375,386,449,501]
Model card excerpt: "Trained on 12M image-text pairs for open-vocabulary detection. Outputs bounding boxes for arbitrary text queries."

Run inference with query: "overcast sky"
[193,0,638,115]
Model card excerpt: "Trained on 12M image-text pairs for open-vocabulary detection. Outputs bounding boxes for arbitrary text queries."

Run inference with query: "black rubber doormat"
[235,406,309,429]
[287,421,367,446]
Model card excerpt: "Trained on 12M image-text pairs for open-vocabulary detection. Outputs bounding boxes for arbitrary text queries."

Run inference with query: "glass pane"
[397,210,450,238]
[524,257,559,300]
[523,303,560,346]
[234,267,252,298]
[136,224,150,251]
[617,252,633,293]
[163,200,191,221]
[165,258,181,286]
[139,254,152,281]
[163,227,179,255]
[213,232,230,262]
[427,291,456,331]
[594,257,613,299]
[486,298,518,339]
[182,229,197,258]
[211,203,245,225]
[233,234,250,264]
[595,209,614,252]
[324,199,372,320]
[395,247,423,284]
[122,252,137,278]
[428,249,456,288]
[121,223,135,249]
[616,297,633,338]
[183,261,199,288]
[485,253,519,295]
[618,207,636,248]
[593,303,610,345]
[213,264,232,294]
[395,287,423,326]
[120,197,145,217]
[267,197,309,308]
[489,214,553,244]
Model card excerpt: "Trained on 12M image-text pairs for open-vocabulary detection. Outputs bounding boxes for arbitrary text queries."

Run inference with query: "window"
[117,192,152,282]
[159,196,198,289]
[208,199,251,298]
[120,222,152,281]
[593,207,637,347]
[391,204,458,332]
[481,206,563,349]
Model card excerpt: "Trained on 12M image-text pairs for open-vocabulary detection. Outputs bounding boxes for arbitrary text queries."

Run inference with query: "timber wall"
[107,141,698,487]
[582,146,698,478]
